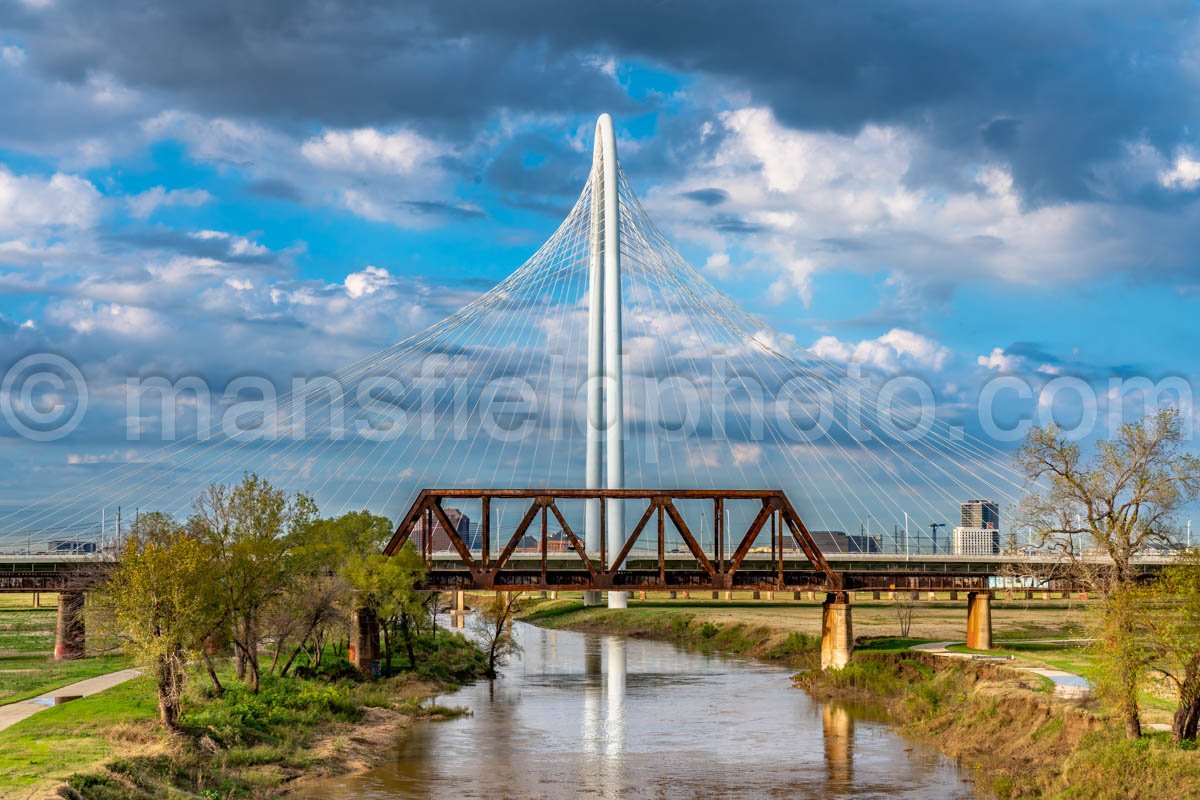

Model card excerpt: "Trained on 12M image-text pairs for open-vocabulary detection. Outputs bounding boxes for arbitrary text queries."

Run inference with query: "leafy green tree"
[343,543,427,673]
[190,474,317,692]
[1138,551,1200,741]
[1019,408,1200,738]
[101,512,218,730]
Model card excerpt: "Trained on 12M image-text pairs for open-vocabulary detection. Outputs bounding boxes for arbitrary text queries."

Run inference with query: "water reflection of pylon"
[822,703,854,791]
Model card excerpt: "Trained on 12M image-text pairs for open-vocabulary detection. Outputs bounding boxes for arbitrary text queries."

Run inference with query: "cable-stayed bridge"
[0,114,1178,666]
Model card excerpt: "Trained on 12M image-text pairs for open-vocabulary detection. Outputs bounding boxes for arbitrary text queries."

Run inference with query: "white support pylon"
[583,113,626,610]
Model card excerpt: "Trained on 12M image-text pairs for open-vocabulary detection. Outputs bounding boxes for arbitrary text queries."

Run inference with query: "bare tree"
[473,592,523,678]
[893,594,916,638]
[1018,409,1200,738]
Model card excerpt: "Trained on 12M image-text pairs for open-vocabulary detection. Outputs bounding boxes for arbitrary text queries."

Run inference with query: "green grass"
[0,606,58,653]
[0,675,159,796]
[0,653,136,704]
[0,592,59,611]
[947,641,1095,677]
[857,636,937,652]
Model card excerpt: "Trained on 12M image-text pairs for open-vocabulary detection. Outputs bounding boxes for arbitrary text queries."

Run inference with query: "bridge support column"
[583,591,604,606]
[449,591,467,628]
[349,607,380,676]
[820,592,853,671]
[53,590,85,661]
[966,592,992,650]
[714,591,721,600]
[950,591,958,601]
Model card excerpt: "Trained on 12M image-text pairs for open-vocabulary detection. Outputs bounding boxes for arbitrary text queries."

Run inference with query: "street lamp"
[929,522,947,554]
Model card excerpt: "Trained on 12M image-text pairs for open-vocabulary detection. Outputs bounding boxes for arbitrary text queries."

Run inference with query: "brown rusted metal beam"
[725,499,776,578]
[547,500,598,580]
[662,499,716,577]
[430,499,479,575]
[487,500,542,576]
[607,500,657,574]
[383,490,430,556]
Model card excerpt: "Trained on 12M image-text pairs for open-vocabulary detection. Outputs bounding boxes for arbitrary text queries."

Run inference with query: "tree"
[101,513,218,730]
[190,474,317,693]
[893,594,916,638]
[343,544,427,673]
[1138,551,1200,742]
[1018,408,1200,738]
[473,592,523,678]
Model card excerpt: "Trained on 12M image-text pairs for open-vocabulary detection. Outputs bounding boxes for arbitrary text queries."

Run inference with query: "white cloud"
[126,186,213,218]
[647,107,1200,304]
[977,347,1023,372]
[344,265,395,298]
[812,328,951,374]
[188,229,268,257]
[0,166,102,236]
[1,45,26,67]
[1159,153,1200,190]
[301,127,447,175]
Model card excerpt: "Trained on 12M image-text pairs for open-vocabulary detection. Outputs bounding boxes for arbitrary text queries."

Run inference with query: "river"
[304,621,976,799]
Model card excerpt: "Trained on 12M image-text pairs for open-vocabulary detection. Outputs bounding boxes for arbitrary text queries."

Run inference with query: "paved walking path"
[0,668,141,733]
[911,641,1091,699]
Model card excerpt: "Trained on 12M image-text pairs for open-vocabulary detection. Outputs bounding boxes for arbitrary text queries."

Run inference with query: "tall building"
[960,500,999,530]
[953,500,1000,555]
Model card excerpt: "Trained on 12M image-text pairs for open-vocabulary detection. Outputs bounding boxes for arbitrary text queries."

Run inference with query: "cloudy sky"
[1,1,1198,531]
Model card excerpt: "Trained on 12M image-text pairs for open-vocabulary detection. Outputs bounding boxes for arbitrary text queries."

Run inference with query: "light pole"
[929,523,946,555]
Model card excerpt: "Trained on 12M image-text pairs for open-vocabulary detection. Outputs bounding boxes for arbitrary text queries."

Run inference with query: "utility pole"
[904,512,909,560]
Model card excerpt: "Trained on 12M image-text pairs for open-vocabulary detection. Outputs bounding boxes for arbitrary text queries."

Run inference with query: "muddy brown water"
[302,621,976,799]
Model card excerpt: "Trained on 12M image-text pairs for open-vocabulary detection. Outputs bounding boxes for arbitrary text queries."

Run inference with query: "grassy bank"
[0,630,487,799]
[523,596,1200,799]
[0,594,136,705]
[801,653,1200,800]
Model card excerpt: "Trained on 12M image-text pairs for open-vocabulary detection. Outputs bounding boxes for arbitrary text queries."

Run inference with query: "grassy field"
[0,674,159,797]
[0,630,486,799]
[0,592,135,705]
[518,590,1090,642]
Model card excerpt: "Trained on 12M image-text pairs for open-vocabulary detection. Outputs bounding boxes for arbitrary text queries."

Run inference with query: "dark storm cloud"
[2,0,635,134]
[680,188,729,206]
[418,0,1200,204]
[5,0,1199,207]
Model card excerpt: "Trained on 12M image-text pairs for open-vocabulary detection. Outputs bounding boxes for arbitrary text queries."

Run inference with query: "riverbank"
[522,597,1200,799]
[0,631,486,799]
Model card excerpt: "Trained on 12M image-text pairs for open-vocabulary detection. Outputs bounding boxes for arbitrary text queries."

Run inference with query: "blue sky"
[0,1,1198,532]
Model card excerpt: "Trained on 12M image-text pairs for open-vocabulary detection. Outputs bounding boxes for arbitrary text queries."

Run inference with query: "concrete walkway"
[0,668,141,733]
[911,641,1091,699]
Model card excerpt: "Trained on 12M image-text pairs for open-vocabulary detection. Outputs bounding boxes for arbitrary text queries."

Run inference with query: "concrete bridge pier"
[966,591,992,650]
[349,607,380,675]
[449,590,467,628]
[583,591,605,606]
[53,590,85,661]
[820,592,853,670]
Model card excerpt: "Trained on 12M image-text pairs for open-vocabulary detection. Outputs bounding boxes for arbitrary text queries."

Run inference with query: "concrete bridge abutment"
[820,591,853,671]
[349,607,380,676]
[966,591,992,650]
